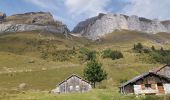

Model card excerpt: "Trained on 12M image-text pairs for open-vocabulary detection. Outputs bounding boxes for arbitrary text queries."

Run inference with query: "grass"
[0,30,170,99]
[1,89,170,100]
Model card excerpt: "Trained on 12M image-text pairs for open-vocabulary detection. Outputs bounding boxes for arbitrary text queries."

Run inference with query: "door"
[157,83,165,94]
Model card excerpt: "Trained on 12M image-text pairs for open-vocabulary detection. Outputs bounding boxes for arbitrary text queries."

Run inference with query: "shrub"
[102,49,113,58]
[119,78,128,84]
[79,47,96,61]
[133,43,144,53]
[143,48,151,53]
[134,43,143,50]
[151,46,156,51]
[102,49,123,60]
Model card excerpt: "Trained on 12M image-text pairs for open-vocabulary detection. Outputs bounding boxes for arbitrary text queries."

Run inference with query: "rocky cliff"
[73,13,170,40]
[0,12,6,22]
[0,12,69,35]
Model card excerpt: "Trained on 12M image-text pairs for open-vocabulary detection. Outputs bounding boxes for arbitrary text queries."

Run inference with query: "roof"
[120,71,170,88]
[154,64,170,73]
[57,74,90,86]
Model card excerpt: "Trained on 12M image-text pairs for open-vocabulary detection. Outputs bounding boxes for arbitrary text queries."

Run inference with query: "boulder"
[18,83,27,89]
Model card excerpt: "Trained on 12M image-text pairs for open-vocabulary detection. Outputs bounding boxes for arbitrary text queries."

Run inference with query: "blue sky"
[0,0,170,30]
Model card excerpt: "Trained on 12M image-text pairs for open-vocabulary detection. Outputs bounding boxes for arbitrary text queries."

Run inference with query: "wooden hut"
[120,71,170,95]
[51,74,92,94]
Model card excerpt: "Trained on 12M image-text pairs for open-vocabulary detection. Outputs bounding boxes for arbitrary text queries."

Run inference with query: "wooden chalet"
[51,74,92,94]
[120,65,170,95]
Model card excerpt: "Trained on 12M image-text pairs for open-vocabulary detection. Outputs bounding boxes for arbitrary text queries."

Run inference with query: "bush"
[102,49,123,60]
[119,78,128,84]
[143,48,151,53]
[79,47,96,61]
[151,46,156,51]
[134,43,143,50]
[102,49,113,58]
[148,48,170,64]
[52,50,76,62]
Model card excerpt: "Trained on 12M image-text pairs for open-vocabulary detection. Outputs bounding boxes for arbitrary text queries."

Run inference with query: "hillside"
[1,30,170,99]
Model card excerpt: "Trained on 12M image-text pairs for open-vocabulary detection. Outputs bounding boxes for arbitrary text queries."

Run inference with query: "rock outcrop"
[0,12,6,22]
[0,12,69,35]
[73,13,170,40]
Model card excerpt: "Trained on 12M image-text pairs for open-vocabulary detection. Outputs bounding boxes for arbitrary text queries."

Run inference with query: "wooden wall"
[58,76,91,93]
[121,73,170,94]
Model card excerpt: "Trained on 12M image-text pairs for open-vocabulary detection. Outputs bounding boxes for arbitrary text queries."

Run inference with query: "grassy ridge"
[0,31,169,99]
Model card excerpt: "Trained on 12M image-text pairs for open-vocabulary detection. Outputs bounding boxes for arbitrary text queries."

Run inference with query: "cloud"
[23,0,62,10]
[64,0,111,18]
[22,0,170,29]
[23,0,112,29]
[122,0,170,20]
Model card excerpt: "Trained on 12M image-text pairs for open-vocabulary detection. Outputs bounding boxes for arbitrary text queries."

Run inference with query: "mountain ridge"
[0,11,69,35]
[73,13,170,40]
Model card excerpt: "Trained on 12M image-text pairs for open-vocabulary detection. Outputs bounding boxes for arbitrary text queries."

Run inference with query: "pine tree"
[151,46,155,51]
[84,60,107,88]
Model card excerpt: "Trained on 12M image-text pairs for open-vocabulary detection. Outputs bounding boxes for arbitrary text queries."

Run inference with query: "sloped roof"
[57,74,90,86]
[120,71,170,88]
[154,65,170,73]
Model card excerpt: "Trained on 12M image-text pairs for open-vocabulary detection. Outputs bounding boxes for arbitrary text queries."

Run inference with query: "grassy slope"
[0,30,169,99]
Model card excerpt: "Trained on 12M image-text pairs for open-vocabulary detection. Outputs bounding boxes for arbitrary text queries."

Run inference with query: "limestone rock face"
[0,12,6,21]
[3,12,55,25]
[73,13,170,40]
[0,12,69,35]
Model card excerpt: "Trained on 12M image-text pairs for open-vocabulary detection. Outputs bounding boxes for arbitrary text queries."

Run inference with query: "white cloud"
[22,0,170,29]
[123,0,170,20]
[64,0,111,18]
[24,0,60,10]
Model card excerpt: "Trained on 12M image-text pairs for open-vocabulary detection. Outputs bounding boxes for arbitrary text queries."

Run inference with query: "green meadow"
[0,31,170,100]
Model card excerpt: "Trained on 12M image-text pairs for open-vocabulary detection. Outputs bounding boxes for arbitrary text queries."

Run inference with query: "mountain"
[1,12,170,99]
[0,12,69,35]
[73,13,170,40]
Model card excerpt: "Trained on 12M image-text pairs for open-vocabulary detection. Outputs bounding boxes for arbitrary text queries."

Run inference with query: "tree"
[133,44,136,50]
[160,47,166,56]
[160,47,164,51]
[84,60,107,88]
[133,43,143,53]
[136,43,143,50]
[151,46,155,51]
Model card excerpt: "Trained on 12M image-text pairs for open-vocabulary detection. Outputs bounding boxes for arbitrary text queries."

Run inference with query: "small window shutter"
[141,84,145,90]
[151,84,156,89]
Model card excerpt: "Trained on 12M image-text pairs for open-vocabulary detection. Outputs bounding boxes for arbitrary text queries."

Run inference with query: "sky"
[0,0,170,30]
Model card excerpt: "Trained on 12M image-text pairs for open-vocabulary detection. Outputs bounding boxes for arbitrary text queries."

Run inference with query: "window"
[69,86,73,91]
[157,83,163,86]
[76,85,80,91]
[145,84,151,89]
